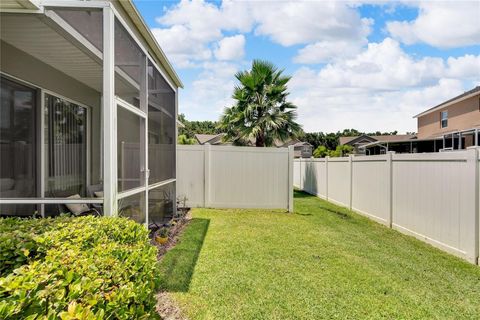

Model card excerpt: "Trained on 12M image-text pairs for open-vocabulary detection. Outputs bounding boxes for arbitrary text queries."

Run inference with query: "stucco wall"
[417,95,480,138]
[0,40,102,185]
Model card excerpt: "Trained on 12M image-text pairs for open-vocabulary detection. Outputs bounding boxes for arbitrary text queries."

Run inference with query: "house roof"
[194,133,225,145]
[413,86,480,118]
[340,134,416,145]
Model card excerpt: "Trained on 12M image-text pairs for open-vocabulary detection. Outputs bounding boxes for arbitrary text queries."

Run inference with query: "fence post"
[288,146,294,212]
[299,158,303,191]
[386,152,393,228]
[466,147,479,265]
[325,156,329,201]
[348,154,353,210]
[204,143,211,208]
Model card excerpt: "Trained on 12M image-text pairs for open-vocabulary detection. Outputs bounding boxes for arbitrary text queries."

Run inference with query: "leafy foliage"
[313,144,354,158]
[178,113,221,139]
[177,134,196,145]
[218,60,301,147]
[0,216,159,319]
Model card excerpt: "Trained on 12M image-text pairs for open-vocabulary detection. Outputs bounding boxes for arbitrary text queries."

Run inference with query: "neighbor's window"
[441,111,448,128]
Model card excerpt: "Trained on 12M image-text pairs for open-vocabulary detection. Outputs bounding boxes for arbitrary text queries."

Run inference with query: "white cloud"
[214,35,246,61]
[290,38,480,132]
[252,2,372,47]
[293,40,365,64]
[179,61,241,120]
[152,0,373,66]
[387,1,480,48]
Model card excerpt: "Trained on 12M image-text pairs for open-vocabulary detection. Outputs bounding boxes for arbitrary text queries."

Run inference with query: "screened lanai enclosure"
[0,0,181,225]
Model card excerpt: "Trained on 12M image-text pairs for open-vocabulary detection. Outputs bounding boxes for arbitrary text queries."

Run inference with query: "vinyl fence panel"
[327,158,350,207]
[294,148,480,265]
[392,150,478,263]
[352,155,391,225]
[177,145,293,211]
[176,145,205,207]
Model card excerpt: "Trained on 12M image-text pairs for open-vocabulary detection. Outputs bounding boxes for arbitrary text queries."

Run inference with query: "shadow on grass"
[294,190,350,219]
[157,218,210,292]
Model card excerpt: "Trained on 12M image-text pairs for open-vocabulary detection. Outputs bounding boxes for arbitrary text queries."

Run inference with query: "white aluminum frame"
[0,72,96,209]
[1,2,178,225]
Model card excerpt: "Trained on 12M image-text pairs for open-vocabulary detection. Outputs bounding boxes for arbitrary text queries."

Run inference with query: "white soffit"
[0,14,102,90]
[0,0,39,10]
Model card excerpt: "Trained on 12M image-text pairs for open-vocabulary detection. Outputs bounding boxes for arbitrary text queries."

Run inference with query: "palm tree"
[218,60,301,147]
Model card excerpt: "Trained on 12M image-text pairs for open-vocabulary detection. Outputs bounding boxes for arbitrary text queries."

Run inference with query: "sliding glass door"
[0,77,37,216]
[44,94,87,198]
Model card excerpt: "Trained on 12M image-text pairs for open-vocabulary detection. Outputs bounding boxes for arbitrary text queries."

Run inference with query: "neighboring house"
[193,133,311,156]
[340,134,415,154]
[415,86,480,148]
[0,0,182,224]
[195,133,226,145]
[277,140,313,158]
[362,87,480,155]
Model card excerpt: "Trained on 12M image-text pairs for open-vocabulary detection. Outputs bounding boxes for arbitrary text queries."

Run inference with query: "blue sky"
[134,0,480,133]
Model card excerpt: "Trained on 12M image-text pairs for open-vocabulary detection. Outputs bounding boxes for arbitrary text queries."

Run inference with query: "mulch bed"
[153,209,191,319]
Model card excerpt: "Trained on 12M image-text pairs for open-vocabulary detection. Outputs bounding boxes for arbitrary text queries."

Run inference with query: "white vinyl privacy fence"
[294,148,480,265]
[177,145,294,211]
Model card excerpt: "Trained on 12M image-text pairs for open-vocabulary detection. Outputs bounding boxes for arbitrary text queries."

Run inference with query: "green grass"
[158,191,480,319]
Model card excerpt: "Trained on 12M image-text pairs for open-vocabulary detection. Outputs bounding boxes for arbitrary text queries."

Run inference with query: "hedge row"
[0,216,159,319]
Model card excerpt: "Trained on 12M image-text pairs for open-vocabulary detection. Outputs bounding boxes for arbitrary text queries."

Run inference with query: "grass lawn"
[158,191,480,319]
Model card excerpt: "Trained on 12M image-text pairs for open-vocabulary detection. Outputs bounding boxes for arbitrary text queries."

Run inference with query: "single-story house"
[339,134,416,154]
[194,133,312,157]
[0,0,182,225]
[195,133,226,145]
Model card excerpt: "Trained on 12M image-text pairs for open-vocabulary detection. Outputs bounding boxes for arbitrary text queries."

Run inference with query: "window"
[44,94,88,197]
[441,111,448,128]
[0,77,37,216]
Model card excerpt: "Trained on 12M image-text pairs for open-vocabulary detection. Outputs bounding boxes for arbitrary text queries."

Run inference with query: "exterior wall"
[177,145,293,210]
[417,95,480,138]
[294,149,480,265]
[0,40,102,185]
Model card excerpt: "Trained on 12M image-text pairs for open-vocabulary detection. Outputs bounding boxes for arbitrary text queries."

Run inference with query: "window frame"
[440,110,448,128]
[0,72,97,217]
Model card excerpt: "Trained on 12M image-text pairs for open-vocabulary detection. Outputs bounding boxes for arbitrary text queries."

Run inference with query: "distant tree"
[177,134,196,145]
[178,113,221,139]
[328,145,354,157]
[313,145,328,158]
[218,60,301,147]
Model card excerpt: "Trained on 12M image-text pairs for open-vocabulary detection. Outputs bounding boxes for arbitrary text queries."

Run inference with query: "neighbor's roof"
[340,134,416,145]
[361,136,442,149]
[195,133,225,145]
[413,86,480,118]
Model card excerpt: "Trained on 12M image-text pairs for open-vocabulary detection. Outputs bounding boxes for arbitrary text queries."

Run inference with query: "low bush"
[0,216,159,319]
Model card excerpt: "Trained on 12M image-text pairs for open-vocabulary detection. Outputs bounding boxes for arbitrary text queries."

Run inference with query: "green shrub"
[0,216,159,319]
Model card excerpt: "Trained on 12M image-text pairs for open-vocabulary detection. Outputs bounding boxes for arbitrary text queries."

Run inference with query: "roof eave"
[413,90,480,119]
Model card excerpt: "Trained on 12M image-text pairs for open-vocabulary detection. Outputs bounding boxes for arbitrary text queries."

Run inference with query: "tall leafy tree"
[218,60,301,147]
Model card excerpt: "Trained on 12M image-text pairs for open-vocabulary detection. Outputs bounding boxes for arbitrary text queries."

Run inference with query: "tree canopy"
[218,60,301,147]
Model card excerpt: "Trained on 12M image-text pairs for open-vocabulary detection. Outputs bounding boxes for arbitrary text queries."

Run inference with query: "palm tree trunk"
[256,132,265,147]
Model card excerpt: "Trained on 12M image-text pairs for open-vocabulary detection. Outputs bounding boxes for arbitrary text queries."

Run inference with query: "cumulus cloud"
[152,0,373,66]
[387,1,480,48]
[179,61,242,120]
[290,38,480,132]
[293,40,366,64]
[214,35,246,61]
